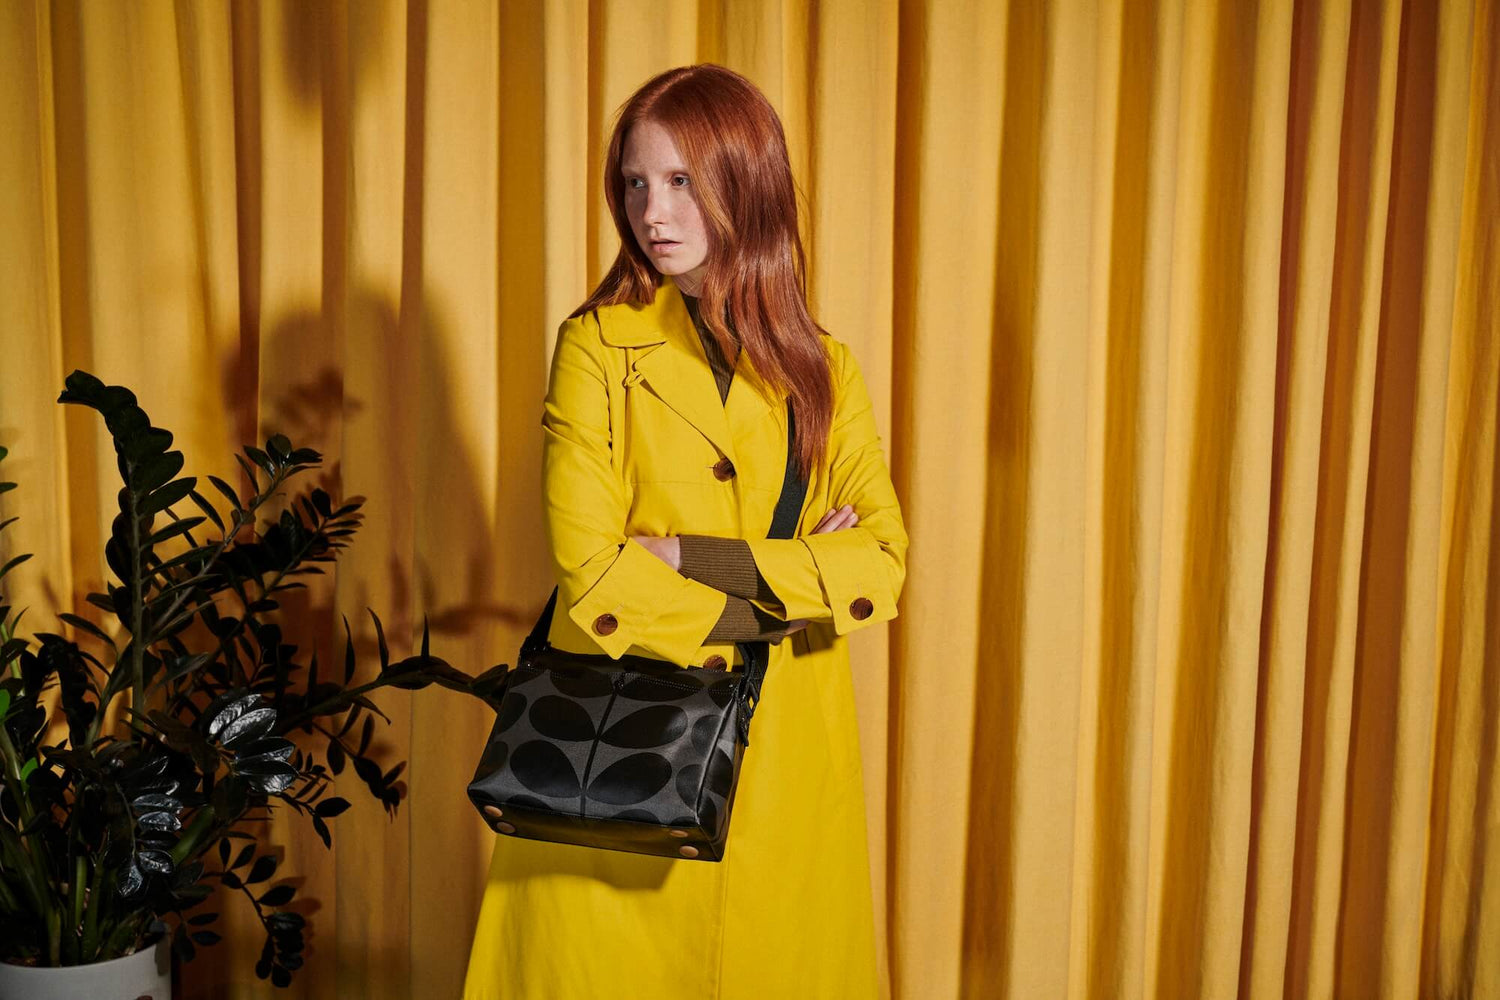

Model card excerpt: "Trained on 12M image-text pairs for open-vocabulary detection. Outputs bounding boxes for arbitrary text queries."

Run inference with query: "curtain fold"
[0,0,1494,997]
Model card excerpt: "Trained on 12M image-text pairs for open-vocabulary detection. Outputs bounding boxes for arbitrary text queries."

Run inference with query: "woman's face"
[621,120,711,295]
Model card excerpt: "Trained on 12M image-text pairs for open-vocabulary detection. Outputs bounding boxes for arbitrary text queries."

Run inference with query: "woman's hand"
[810,503,858,534]
[629,535,682,571]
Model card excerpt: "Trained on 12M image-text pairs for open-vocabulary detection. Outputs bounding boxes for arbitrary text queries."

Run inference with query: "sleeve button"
[712,457,736,481]
[702,654,727,670]
[849,598,874,620]
[593,613,619,636]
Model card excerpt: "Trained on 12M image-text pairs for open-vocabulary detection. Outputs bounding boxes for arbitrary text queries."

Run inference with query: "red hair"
[571,63,833,483]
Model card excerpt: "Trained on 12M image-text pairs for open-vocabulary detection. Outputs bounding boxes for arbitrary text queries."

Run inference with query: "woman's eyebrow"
[621,164,688,176]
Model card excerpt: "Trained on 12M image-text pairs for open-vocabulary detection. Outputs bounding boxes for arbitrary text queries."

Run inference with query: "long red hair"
[571,63,833,483]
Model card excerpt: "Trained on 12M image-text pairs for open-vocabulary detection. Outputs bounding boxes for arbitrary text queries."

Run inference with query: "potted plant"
[0,371,509,996]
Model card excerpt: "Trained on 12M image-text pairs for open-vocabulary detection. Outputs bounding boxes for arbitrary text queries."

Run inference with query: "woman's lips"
[651,240,681,253]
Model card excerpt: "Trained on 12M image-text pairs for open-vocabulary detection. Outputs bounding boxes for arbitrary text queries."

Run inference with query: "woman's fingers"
[812,504,858,534]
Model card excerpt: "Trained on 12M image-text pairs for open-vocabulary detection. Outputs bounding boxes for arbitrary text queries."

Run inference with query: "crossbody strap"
[731,398,804,744]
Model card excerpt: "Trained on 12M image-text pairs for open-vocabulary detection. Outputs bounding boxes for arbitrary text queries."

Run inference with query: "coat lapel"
[599,276,783,464]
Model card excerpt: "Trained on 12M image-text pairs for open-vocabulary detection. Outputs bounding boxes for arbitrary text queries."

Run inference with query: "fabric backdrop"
[1,0,1496,997]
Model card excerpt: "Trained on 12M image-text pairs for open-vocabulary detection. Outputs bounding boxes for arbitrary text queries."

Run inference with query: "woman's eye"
[624,175,688,189]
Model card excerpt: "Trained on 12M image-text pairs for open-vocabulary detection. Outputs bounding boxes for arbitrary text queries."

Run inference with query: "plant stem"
[47,903,60,966]
[0,717,57,940]
[0,822,52,939]
[68,854,85,962]
[80,852,105,961]
[170,806,219,866]
[278,676,386,733]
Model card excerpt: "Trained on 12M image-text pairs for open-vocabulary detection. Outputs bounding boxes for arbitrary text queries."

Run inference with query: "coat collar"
[598,275,785,464]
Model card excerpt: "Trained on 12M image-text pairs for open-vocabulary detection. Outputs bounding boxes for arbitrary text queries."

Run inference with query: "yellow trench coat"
[463,275,909,1000]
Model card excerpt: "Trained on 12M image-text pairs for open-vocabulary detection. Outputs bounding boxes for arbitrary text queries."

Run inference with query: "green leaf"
[243,445,274,476]
[58,612,114,646]
[206,475,243,511]
[120,426,172,464]
[159,652,213,687]
[139,477,198,517]
[266,434,291,460]
[206,692,262,738]
[220,706,276,747]
[0,552,32,582]
[148,516,206,546]
[132,450,185,493]
[232,453,261,490]
[187,488,225,532]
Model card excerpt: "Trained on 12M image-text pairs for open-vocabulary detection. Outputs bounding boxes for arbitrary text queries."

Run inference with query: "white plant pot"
[0,931,172,1000]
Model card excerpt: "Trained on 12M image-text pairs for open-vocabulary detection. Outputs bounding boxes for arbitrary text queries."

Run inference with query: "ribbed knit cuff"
[678,535,779,602]
[705,595,792,644]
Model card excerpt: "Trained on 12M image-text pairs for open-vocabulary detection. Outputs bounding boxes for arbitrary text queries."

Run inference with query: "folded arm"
[682,343,908,637]
[541,313,728,664]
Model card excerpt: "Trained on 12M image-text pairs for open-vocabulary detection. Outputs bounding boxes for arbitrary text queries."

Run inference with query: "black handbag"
[466,399,806,861]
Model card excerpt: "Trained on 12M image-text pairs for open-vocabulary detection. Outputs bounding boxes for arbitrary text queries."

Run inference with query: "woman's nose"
[643,191,666,226]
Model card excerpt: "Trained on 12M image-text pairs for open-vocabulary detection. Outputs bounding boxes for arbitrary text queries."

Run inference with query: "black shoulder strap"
[731,399,803,744]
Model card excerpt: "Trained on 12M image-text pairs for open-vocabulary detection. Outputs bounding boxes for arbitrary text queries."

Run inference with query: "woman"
[464,64,908,1000]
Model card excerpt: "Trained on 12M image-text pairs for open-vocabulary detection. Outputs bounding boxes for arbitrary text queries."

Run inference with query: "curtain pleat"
[0,0,1494,997]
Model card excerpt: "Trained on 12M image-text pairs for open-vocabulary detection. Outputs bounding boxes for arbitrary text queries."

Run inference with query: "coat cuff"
[745,527,897,635]
[565,538,728,664]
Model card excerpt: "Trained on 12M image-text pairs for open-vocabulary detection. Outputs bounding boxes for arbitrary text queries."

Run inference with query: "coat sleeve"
[542,313,728,664]
[744,341,909,636]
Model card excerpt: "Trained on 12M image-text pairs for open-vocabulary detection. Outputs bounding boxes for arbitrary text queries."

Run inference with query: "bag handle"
[523,397,807,745]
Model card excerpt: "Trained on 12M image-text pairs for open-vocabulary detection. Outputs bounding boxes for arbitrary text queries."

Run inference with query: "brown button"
[593,613,618,636]
[668,829,690,838]
[712,457,736,481]
[679,845,699,858]
[702,654,727,671]
[496,821,516,834]
[850,597,874,620]
[483,805,503,820]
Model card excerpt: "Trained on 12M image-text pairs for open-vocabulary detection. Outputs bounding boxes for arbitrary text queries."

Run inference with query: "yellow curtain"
[1,0,1496,997]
